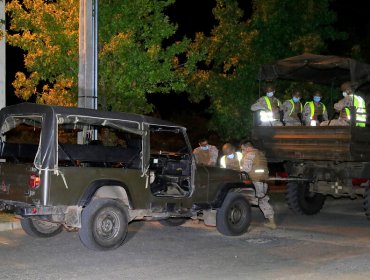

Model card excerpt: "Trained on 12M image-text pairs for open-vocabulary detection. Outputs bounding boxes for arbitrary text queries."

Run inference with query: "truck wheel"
[286,181,326,215]
[20,218,63,238]
[216,192,251,236]
[364,187,370,220]
[159,218,187,226]
[79,198,128,251]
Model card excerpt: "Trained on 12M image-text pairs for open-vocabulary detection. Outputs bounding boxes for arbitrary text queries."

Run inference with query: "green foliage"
[7,0,79,105]
[6,0,199,113]
[188,0,346,141]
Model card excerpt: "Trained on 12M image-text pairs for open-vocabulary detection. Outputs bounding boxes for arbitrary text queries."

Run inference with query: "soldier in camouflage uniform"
[282,90,303,126]
[303,91,328,126]
[321,81,366,127]
[241,141,276,229]
[219,143,243,170]
[251,85,283,126]
[193,138,219,166]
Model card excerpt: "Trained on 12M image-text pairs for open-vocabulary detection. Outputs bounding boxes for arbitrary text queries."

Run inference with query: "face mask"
[292,97,300,103]
[313,96,321,102]
[200,145,209,151]
[266,91,274,98]
[227,154,235,159]
[342,91,348,97]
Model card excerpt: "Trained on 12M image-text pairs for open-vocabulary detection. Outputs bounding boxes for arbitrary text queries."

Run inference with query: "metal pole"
[78,0,98,110]
[0,0,6,109]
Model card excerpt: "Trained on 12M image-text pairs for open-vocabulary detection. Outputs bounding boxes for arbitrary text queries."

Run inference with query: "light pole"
[78,0,98,110]
[0,0,5,109]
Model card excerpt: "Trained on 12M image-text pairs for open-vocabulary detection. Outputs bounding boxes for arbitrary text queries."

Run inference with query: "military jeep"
[0,103,255,251]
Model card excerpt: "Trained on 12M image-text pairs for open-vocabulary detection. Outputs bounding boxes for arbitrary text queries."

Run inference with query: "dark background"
[5,0,370,116]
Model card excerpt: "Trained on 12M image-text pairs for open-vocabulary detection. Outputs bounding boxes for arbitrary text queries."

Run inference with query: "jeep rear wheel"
[79,198,128,251]
[216,192,251,236]
[286,181,326,215]
[364,187,370,220]
[20,218,63,238]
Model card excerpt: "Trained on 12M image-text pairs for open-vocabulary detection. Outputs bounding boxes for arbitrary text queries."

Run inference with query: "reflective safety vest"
[220,152,243,170]
[344,95,366,127]
[305,101,326,118]
[288,99,303,116]
[263,96,281,111]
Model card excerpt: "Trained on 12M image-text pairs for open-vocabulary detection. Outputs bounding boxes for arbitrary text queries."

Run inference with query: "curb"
[0,220,21,232]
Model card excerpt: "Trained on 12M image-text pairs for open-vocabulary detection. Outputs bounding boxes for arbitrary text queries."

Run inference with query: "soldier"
[282,90,303,126]
[322,81,366,127]
[240,141,276,229]
[193,138,219,166]
[219,143,243,170]
[303,91,328,126]
[98,127,119,146]
[251,84,283,126]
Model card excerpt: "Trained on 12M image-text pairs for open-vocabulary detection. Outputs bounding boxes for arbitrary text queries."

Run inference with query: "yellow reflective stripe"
[263,96,272,111]
[344,95,367,126]
[306,101,314,118]
[289,99,302,116]
[305,101,325,117]
[220,156,226,168]
[345,108,350,118]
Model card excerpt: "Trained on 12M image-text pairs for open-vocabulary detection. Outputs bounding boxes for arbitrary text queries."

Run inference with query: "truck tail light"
[28,174,40,190]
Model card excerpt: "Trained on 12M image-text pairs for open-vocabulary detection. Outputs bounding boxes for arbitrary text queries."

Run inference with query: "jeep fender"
[78,179,132,209]
[211,182,255,208]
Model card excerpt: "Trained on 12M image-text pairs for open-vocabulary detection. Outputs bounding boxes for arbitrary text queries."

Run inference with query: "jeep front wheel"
[216,192,251,236]
[79,198,128,251]
[286,181,326,215]
[20,218,63,238]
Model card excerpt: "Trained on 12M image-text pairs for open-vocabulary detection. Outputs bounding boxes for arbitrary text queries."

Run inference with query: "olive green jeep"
[0,103,255,251]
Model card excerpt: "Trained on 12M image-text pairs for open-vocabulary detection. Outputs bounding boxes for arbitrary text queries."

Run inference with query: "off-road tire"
[364,187,370,220]
[79,198,128,251]
[159,218,187,226]
[286,181,326,215]
[20,218,63,238]
[216,192,251,236]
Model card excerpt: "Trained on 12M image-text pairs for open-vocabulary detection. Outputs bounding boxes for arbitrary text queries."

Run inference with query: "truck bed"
[252,126,370,162]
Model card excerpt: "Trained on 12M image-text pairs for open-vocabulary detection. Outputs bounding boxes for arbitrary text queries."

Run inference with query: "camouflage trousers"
[253,181,275,219]
[320,118,349,126]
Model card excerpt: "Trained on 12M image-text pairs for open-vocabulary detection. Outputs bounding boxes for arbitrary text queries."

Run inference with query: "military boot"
[264,218,277,230]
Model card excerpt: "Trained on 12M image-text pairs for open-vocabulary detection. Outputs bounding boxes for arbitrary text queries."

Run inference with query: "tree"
[7,0,79,106]
[187,0,346,140]
[6,0,200,112]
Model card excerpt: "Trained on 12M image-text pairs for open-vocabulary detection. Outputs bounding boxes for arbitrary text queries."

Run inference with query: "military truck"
[252,53,370,220]
[0,103,256,251]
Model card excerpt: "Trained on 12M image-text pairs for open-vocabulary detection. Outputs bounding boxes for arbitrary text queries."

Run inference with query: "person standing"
[219,143,243,170]
[303,91,328,126]
[282,90,303,126]
[193,138,219,166]
[323,81,366,127]
[251,84,283,126]
[240,141,276,229]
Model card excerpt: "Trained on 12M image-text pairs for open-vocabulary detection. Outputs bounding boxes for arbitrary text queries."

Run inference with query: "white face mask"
[266,91,274,98]
[342,91,348,97]
[227,154,235,159]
